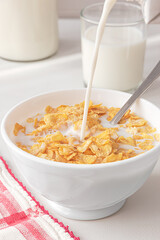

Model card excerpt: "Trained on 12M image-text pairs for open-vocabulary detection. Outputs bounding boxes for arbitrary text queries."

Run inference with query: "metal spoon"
[110,60,160,125]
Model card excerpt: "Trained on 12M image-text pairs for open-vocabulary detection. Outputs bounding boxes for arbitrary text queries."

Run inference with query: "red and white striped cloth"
[0,156,80,240]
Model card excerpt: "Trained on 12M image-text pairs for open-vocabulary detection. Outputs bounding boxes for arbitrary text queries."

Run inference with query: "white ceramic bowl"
[1,89,160,220]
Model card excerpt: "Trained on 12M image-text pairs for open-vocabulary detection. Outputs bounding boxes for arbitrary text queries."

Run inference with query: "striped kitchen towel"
[0,156,79,240]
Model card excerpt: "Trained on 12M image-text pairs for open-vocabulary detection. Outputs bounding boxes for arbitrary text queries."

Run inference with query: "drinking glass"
[80,1,147,92]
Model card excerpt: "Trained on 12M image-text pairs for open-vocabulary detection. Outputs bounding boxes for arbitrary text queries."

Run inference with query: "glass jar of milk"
[80,1,147,92]
[0,0,58,61]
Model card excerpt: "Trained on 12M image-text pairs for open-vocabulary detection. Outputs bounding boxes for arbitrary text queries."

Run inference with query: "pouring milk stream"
[80,0,116,141]
[80,0,160,141]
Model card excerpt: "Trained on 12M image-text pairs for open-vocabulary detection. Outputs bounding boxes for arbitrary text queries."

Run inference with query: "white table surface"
[0,19,160,240]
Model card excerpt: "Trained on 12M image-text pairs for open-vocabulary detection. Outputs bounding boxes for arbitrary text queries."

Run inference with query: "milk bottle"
[0,0,58,61]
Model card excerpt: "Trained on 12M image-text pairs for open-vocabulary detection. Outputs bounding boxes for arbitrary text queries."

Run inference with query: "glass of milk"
[80,1,147,92]
[0,0,58,62]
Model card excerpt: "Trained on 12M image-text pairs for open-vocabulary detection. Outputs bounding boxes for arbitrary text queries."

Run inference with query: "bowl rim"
[1,88,160,169]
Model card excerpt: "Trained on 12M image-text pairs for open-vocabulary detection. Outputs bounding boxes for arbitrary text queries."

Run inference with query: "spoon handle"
[110,60,160,125]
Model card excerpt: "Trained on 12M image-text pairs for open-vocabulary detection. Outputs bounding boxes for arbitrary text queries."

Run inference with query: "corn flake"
[13,101,159,164]
[13,123,26,136]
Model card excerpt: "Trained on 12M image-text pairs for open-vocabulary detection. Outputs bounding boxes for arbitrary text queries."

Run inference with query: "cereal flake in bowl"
[13,99,160,164]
